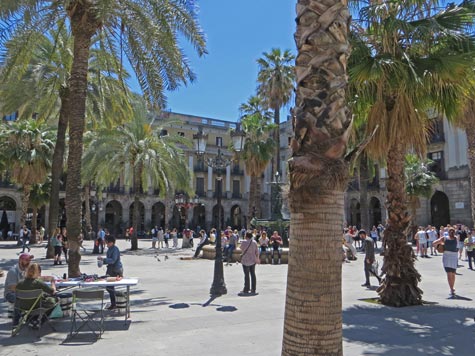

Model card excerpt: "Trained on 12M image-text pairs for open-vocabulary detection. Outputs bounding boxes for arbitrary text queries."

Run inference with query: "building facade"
[0,112,273,236]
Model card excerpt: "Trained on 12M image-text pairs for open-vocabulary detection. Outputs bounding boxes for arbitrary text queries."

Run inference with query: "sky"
[129,0,296,122]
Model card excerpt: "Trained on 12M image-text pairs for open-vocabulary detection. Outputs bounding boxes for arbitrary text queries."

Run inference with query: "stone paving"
[0,238,474,355]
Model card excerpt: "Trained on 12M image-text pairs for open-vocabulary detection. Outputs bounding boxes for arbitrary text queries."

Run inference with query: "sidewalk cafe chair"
[12,289,58,337]
[69,288,105,339]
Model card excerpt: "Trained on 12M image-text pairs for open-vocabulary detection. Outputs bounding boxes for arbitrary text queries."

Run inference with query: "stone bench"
[201,245,289,264]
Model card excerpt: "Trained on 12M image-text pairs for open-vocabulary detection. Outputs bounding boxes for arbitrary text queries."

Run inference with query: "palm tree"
[459,98,475,226]
[349,0,475,307]
[239,96,275,222]
[1,0,206,276]
[1,27,132,258]
[82,99,192,250]
[27,180,51,244]
[282,1,352,355]
[0,119,55,229]
[257,48,295,176]
[405,154,439,231]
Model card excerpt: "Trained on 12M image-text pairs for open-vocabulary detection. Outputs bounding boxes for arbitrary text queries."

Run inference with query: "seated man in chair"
[14,263,57,329]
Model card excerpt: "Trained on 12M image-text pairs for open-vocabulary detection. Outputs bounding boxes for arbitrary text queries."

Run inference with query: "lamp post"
[174,193,201,230]
[193,124,245,296]
[268,171,285,220]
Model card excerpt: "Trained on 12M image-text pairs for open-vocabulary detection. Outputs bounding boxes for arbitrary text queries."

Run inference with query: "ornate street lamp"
[193,124,245,297]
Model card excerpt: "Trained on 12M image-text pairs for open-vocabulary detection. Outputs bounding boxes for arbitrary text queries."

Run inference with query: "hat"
[19,253,34,261]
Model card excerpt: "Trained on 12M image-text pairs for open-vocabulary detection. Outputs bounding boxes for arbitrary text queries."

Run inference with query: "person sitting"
[4,253,34,305]
[258,231,270,264]
[193,230,209,258]
[270,231,283,264]
[14,263,57,329]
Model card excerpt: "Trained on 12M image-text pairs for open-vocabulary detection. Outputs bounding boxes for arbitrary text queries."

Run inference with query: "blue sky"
[129,0,296,122]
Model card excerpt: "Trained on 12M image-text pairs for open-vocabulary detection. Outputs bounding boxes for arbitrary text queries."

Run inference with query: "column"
[244,167,250,199]
[189,155,194,189]
[225,165,231,198]
[207,166,213,198]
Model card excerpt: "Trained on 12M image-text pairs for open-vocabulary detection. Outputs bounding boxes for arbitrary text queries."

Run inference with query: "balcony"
[231,167,244,176]
[194,164,207,172]
[195,190,206,198]
[231,192,242,199]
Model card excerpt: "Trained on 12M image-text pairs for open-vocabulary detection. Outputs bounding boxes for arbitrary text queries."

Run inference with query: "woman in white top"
[240,231,259,295]
[258,231,270,263]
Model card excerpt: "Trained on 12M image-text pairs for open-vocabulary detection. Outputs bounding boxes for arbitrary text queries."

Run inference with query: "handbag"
[49,303,63,319]
[436,243,445,253]
[239,241,252,263]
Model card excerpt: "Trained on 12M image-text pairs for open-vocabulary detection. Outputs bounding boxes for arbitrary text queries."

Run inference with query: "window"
[429,151,442,161]
[216,137,223,147]
[196,177,205,196]
[160,129,168,136]
[178,132,185,137]
[232,180,241,198]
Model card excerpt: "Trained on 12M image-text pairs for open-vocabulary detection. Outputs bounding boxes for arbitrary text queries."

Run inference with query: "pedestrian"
[360,230,381,288]
[78,232,87,252]
[464,228,475,270]
[171,228,178,248]
[157,227,165,248]
[97,227,106,254]
[98,236,123,310]
[51,231,63,265]
[151,225,158,249]
[343,228,357,260]
[19,225,31,253]
[38,225,45,244]
[239,231,259,295]
[426,225,438,256]
[433,227,459,297]
[4,253,34,304]
[414,226,428,258]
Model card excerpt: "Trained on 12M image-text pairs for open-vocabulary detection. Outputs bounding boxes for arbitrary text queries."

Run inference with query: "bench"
[201,245,289,264]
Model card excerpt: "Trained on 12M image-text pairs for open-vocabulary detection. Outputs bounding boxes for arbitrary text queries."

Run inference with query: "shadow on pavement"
[343,304,475,355]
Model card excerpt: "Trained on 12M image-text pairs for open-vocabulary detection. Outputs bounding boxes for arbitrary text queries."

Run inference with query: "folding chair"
[12,289,58,337]
[69,288,105,339]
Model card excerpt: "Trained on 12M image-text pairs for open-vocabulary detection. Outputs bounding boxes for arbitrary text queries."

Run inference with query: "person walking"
[171,228,178,248]
[239,231,259,295]
[19,225,31,253]
[51,232,63,265]
[464,228,475,270]
[433,227,459,297]
[151,225,159,249]
[360,230,381,288]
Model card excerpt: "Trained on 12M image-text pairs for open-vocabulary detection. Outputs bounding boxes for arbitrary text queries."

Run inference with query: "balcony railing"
[231,192,242,199]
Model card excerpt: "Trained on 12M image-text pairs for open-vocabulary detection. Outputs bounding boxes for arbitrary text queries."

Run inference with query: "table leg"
[125,285,130,323]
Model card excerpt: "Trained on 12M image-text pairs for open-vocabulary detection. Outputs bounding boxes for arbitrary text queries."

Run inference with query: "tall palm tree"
[1,27,132,257]
[1,1,206,276]
[82,99,192,250]
[405,154,439,230]
[27,180,51,244]
[459,98,475,225]
[257,48,295,176]
[282,2,352,355]
[239,96,275,222]
[0,119,55,229]
[349,0,475,307]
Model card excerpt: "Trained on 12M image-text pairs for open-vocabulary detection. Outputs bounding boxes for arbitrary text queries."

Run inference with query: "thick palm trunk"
[464,102,475,226]
[20,185,31,228]
[273,108,281,175]
[66,5,98,277]
[84,184,91,233]
[378,142,422,306]
[248,175,261,222]
[282,1,351,355]
[47,87,69,259]
[359,156,370,231]
[283,192,344,355]
[30,206,38,244]
[131,170,140,250]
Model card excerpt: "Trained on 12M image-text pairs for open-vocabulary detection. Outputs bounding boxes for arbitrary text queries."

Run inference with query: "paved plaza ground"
[0,238,474,355]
